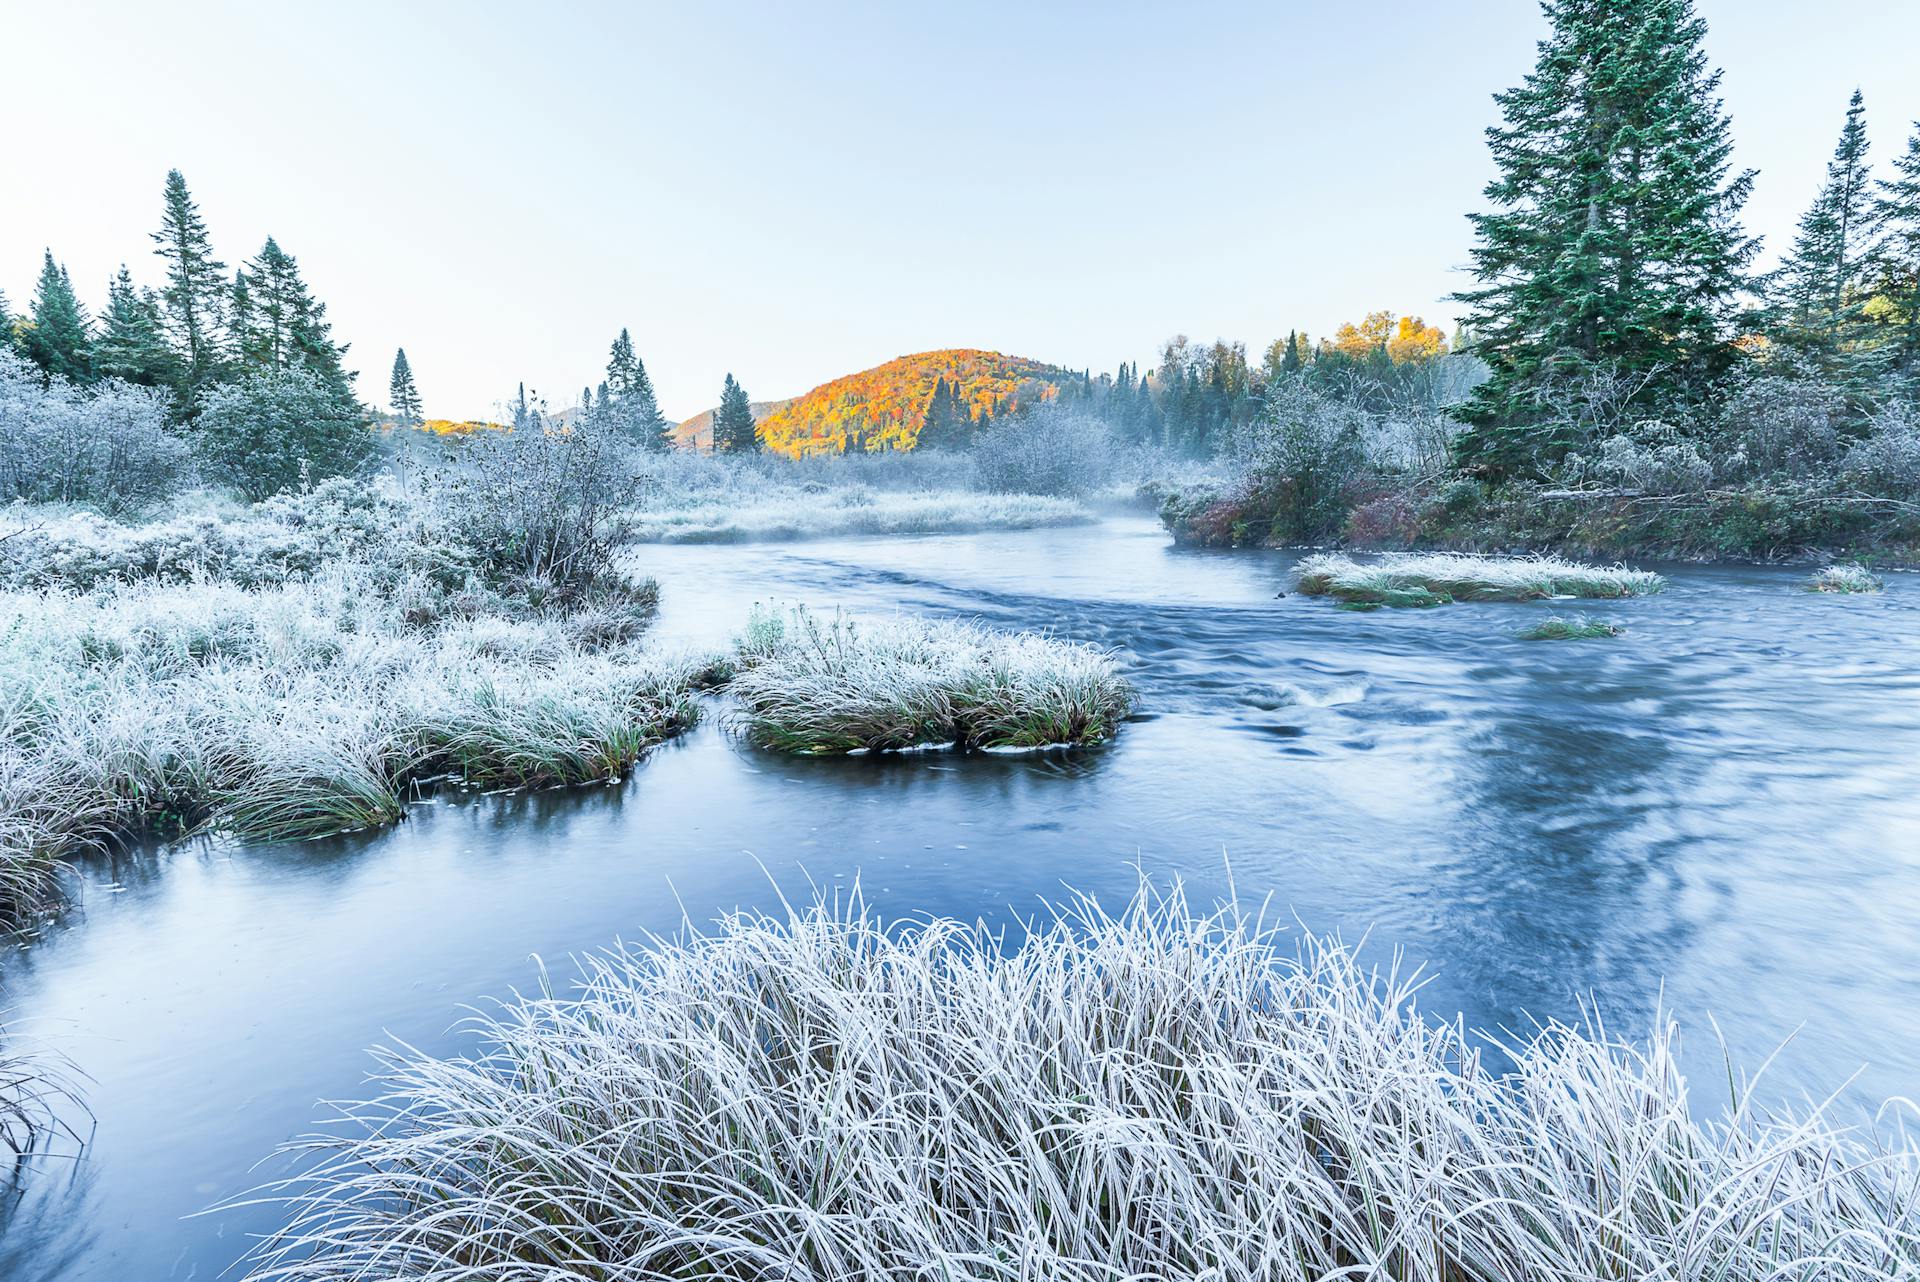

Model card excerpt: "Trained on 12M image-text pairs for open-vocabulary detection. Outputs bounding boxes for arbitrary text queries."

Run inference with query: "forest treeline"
[5,0,1920,558]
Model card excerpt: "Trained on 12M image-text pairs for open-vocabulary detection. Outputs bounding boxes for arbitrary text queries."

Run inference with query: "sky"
[4,0,1919,422]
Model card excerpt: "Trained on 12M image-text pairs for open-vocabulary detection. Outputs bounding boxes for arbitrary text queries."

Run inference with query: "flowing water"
[5,515,1919,1279]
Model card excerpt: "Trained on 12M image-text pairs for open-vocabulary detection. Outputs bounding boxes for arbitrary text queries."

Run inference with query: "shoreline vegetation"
[238,885,1920,1282]
[726,606,1134,753]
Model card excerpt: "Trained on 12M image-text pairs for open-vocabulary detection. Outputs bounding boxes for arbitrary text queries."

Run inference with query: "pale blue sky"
[4,0,1918,421]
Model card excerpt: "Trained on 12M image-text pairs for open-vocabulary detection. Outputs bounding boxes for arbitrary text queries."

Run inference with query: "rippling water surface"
[5,516,1919,1279]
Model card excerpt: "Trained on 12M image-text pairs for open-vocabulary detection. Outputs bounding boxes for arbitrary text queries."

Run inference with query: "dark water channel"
[5,516,1918,1278]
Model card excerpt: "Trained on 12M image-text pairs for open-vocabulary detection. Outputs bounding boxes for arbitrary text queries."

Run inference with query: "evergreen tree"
[1873,120,1920,373]
[389,348,423,427]
[1772,90,1876,357]
[94,265,177,386]
[712,373,758,453]
[228,270,254,365]
[606,328,639,395]
[512,382,532,432]
[604,327,672,449]
[916,376,968,449]
[25,251,92,383]
[1280,329,1304,374]
[151,169,228,395]
[1452,0,1758,475]
[236,237,357,405]
[0,290,13,355]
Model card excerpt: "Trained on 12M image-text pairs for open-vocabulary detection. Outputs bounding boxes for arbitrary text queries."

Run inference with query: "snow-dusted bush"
[0,480,470,593]
[239,883,1920,1282]
[1297,551,1665,605]
[433,417,639,591]
[1219,377,1373,541]
[727,606,1133,752]
[971,404,1118,497]
[1568,420,1716,493]
[192,367,375,501]
[0,350,192,514]
[1841,401,1920,497]
[1711,362,1852,481]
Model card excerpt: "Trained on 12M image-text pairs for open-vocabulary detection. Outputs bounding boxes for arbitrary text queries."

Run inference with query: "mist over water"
[5,515,1919,1280]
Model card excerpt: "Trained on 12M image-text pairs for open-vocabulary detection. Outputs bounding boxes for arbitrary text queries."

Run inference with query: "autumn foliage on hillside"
[756,349,1071,456]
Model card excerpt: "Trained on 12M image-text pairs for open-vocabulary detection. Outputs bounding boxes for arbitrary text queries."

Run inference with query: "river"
[4,515,1918,1279]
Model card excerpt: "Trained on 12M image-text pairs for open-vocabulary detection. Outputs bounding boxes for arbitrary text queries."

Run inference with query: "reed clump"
[240,884,1920,1282]
[1297,550,1666,606]
[1807,563,1885,593]
[1518,614,1626,640]
[726,606,1133,753]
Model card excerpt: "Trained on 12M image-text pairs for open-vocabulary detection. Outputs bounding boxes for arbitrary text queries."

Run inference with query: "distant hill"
[752,349,1071,456]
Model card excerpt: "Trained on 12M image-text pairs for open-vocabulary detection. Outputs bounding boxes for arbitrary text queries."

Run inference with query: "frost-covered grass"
[1518,614,1625,640]
[1298,550,1666,605]
[0,566,705,926]
[725,607,1133,752]
[625,489,1094,543]
[240,883,1920,1282]
[1808,563,1885,594]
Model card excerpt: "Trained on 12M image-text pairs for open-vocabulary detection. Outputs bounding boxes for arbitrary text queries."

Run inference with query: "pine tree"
[1452,0,1758,475]
[25,251,92,383]
[1873,120,1920,373]
[712,373,758,453]
[512,382,532,432]
[1772,90,1876,357]
[389,348,423,428]
[94,265,177,386]
[151,169,228,394]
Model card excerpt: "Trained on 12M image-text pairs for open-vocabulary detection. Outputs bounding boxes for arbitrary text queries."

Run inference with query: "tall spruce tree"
[389,348,423,427]
[916,376,967,450]
[94,265,177,386]
[25,251,92,383]
[1874,120,1920,373]
[151,169,228,396]
[235,237,356,406]
[1452,0,1758,475]
[712,373,758,453]
[604,327,672,449]
[1772,90,1876,358]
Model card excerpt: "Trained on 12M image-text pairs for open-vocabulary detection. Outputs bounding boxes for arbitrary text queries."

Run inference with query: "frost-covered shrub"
[0,480,474,593]
[433,418,636,592]
[1569,420,1715,493]
[1224,378,1372,542]
[193,368,374,501]
[1710,362,1852,481]
[1841,402,1920,497]
[971,405,1117,497]
[0,350,192,513]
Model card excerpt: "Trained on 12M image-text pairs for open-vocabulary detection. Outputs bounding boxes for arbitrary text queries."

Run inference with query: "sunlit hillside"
[755,349,1071,456]
[673,398,793,451]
